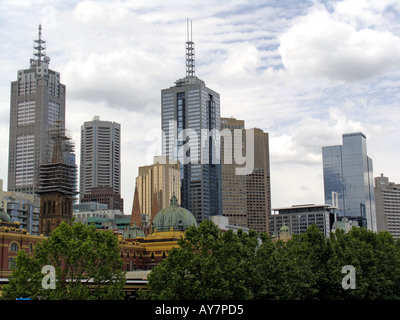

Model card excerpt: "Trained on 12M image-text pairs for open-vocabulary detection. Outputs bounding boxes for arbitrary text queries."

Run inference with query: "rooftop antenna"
[31,24,46,67]
[186,18,195,77]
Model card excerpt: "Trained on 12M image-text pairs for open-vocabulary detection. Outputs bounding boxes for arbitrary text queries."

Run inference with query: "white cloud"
[1,0,400,212]
[278,5,400,81]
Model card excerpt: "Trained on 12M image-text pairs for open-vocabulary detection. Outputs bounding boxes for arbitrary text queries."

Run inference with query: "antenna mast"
[186,19,195,77]
[31,24,46,67]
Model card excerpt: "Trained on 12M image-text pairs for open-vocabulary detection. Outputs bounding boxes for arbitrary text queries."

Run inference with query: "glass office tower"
[161,21,222,222]
[322,132,376,231]
[161,77,222,222]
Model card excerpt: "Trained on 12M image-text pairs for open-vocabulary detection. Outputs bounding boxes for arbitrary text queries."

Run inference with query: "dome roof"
[280,225,290,233]
[152,195,197,232]
[0,209,11,223]
[123,223,146,239]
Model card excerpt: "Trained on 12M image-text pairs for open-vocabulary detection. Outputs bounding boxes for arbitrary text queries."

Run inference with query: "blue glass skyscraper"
[322,132,376,231]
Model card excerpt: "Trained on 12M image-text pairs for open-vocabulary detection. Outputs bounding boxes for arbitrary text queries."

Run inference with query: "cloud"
[63,48,177,112]
[278,5,400,82]
[270,107,365,166]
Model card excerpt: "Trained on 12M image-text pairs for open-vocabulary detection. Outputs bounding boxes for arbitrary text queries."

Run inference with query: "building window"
[28,243,34,253]
[9,242,19,252]
[8,258,16,270]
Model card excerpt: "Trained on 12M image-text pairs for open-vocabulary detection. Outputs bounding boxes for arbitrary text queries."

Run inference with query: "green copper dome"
[0,209,11,223]
[280,225,290,233]
[152,195,197,232]
[123,223,146,239]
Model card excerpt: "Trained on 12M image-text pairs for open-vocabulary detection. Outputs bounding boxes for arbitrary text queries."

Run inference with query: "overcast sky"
[1,0,400,215]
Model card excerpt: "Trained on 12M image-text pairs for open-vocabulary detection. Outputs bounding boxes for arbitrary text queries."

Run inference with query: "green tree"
[144,220,259,300]
[327,227,400,299]
[143,221,400,300]
[255,225,326,299]
[1,221,126,300]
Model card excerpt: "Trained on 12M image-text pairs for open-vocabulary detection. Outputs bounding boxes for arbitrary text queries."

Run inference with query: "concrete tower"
[8,25,66,195]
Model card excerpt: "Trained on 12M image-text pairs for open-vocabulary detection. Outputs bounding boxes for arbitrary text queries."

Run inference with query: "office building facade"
[0,179,40,235]
[80,116,123,211]
[374,174,400,238]
[8,25,66,195]
[220,118,271,233]
[134,156,180,222]
[161,22,222,222]
[270,204,337,238]
[322,132,376,231]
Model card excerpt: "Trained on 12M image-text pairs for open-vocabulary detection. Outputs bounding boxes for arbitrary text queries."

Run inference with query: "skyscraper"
[322,132,376,231]
[8,25,66,195]
[374,174,400,238]
[221,118,271,233]
[80,116,123,211]
[161,20,222,222]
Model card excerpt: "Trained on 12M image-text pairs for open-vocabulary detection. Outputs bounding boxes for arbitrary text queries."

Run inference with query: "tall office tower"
[247,128,271,234]
[80,116,123,211]
[132,156,180,226]
[8,25,66,195]
[161,20,222,223]
[220,118,271,233]
[37,122,78,236]
[374,174,400,238]
[220,118,247,228]
[322,132,376,231]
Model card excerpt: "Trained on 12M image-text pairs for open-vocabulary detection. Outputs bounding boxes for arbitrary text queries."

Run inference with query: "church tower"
[37,121,77,236]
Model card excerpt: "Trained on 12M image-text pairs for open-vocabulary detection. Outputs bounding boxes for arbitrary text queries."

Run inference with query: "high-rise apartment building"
[161,21,222,222]
[80,116,123,211]
[374,174,400,238]
[8,25,66,195]
[220,118,271,233]
[322,132,376,231]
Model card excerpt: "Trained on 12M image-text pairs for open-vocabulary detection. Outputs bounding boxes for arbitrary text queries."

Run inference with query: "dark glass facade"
[161,77,222,223]
[322,132,376,231]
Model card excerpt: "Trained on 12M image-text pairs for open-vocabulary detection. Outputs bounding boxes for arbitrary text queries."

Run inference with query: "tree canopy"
[144,220,400,300]
[1,221,126,300]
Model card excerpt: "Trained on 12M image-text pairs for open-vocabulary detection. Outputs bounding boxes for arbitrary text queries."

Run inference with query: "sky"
[1,0,400,215]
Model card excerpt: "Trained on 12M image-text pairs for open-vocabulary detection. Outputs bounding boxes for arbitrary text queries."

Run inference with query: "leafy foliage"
[2,222,126,300]
[144,220,400,300]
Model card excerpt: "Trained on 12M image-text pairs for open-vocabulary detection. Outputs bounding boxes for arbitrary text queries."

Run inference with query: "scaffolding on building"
[37,120,78,197]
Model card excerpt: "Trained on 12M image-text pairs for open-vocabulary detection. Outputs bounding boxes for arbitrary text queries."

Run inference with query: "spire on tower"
[186,18,195,78]
[31,24,46,67]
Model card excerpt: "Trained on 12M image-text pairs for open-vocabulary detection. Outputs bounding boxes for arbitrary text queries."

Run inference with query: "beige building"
[220,118,271,233]
[133,156,180,225]
[375,174,400,238]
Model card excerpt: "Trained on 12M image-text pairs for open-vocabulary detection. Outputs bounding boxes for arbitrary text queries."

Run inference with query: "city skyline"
[1,1,400,215]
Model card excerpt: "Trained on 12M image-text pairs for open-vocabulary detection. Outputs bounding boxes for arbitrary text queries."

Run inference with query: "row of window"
[8,241,34,252]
